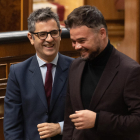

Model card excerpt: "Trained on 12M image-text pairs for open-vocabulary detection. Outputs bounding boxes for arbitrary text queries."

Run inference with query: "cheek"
[35,40,43,46]
[88,40,99,51]
[55,40,60,48]
[34,42,42,50]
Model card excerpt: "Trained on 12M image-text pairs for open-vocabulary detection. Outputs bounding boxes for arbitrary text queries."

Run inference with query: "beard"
[88,47,100,61]
[79,46,100,61]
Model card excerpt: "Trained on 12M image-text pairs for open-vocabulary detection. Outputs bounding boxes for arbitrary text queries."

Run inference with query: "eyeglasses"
[30,29,61,40]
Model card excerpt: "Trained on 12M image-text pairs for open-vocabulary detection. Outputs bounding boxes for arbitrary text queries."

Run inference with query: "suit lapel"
[72,58,86,110]
[72,59,86,110]
[29,55,48,110]
[89,48,120,110]
[49,53,70,112]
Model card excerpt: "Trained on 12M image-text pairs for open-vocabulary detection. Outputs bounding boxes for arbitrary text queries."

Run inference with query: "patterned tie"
[45,63,53,107]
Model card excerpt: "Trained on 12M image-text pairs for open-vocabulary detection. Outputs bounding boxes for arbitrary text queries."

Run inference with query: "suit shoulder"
[10,56,34,70]
[71,57,84,66]
[69,57,85,73]
[59,53,74,61]
[58,54,74,67]
[111,49,140,77]
[115,49,140,68]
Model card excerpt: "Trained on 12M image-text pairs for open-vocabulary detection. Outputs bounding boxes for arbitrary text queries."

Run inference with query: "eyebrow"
[71,38,86,41]
[38,29,59,32]
[77,38,86,40]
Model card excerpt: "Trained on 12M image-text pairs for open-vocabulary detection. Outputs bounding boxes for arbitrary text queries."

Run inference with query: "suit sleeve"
[97,66,140,136]
[4,65,24,140]
[62,79,75,140]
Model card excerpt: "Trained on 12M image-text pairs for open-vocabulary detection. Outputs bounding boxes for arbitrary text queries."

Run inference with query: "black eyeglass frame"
[30,29,61,40]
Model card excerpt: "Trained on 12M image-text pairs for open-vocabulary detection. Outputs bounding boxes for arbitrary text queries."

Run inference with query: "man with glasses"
[4,8,74,140]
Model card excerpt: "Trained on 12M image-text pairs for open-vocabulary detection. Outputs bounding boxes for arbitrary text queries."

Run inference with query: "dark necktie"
[45,63,53,107]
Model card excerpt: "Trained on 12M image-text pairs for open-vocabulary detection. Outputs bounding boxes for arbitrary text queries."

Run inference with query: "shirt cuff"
[58,121,64,135]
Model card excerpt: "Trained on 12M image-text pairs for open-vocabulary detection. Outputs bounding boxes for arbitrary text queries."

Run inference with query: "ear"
[99,28,107,39]
[27,32,34,45]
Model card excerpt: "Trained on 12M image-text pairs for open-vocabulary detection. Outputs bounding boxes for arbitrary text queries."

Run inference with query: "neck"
[100,37,108,52]
[37,54,57,63]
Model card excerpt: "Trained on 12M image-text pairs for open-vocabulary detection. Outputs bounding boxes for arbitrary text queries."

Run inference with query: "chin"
[45,51,56,56]
[80,55,89,61]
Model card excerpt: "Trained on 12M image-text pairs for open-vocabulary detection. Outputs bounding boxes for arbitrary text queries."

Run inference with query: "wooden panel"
[0,64,7,79]
[0,0,33,32]
[117,0,140,62]
[115,0,124,10]
[0,119,4,140]
[0,97,4,118]
[0,0,21,32]
[21,0,33,30]
[0,80,7,89]
[0,42,35,58]
[54,0,84,20]
[107,22,124,40]
[85,0,124,20]
[0,39,77,59]
[0,88,6,97]
[0,79,7,84]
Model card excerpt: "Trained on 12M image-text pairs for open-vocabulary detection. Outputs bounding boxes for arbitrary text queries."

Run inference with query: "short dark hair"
[28,7,60,32]
[65,5,107,34]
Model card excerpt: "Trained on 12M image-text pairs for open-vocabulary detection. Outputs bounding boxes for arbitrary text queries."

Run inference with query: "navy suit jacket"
[4,53,74,140]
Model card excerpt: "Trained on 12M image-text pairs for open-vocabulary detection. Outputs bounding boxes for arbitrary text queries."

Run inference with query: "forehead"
[35,19,58,32]
[70,26,94,40]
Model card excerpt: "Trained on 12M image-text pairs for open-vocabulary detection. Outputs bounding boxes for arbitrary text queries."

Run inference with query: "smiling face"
[70,26,107,60]
[28,19,61,63]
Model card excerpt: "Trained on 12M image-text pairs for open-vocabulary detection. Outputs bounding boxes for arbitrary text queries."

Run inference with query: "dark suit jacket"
[63,47,140,140]
[4,53,74,140]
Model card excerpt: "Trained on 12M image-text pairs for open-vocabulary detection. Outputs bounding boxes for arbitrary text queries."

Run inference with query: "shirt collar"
[36,53,58,67]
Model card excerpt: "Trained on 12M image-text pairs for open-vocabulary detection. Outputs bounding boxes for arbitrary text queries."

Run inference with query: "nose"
[45,33,53,42]
[74,43,82,50]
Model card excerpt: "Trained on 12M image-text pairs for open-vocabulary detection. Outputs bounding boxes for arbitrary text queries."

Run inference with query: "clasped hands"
[69,110,96,129]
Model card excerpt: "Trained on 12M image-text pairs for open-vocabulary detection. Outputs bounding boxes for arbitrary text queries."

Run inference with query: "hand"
[69,110,96,129]
[37,123,61,139]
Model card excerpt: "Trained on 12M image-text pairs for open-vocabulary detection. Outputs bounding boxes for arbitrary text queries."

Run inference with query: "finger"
[69,113,79,119]
[71,118,83,123]
[75,111,84,117]
[40,134,50,139]
[75,126,84,130]
[37,125,43,128]
[74,122,83,127]
[75,110,80,113]
[71,118,81,123]
[38,128,44,132]
[39,130,49,136]
[37,123,48,128]
[38,126,49,132]
[75,110,83,114]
